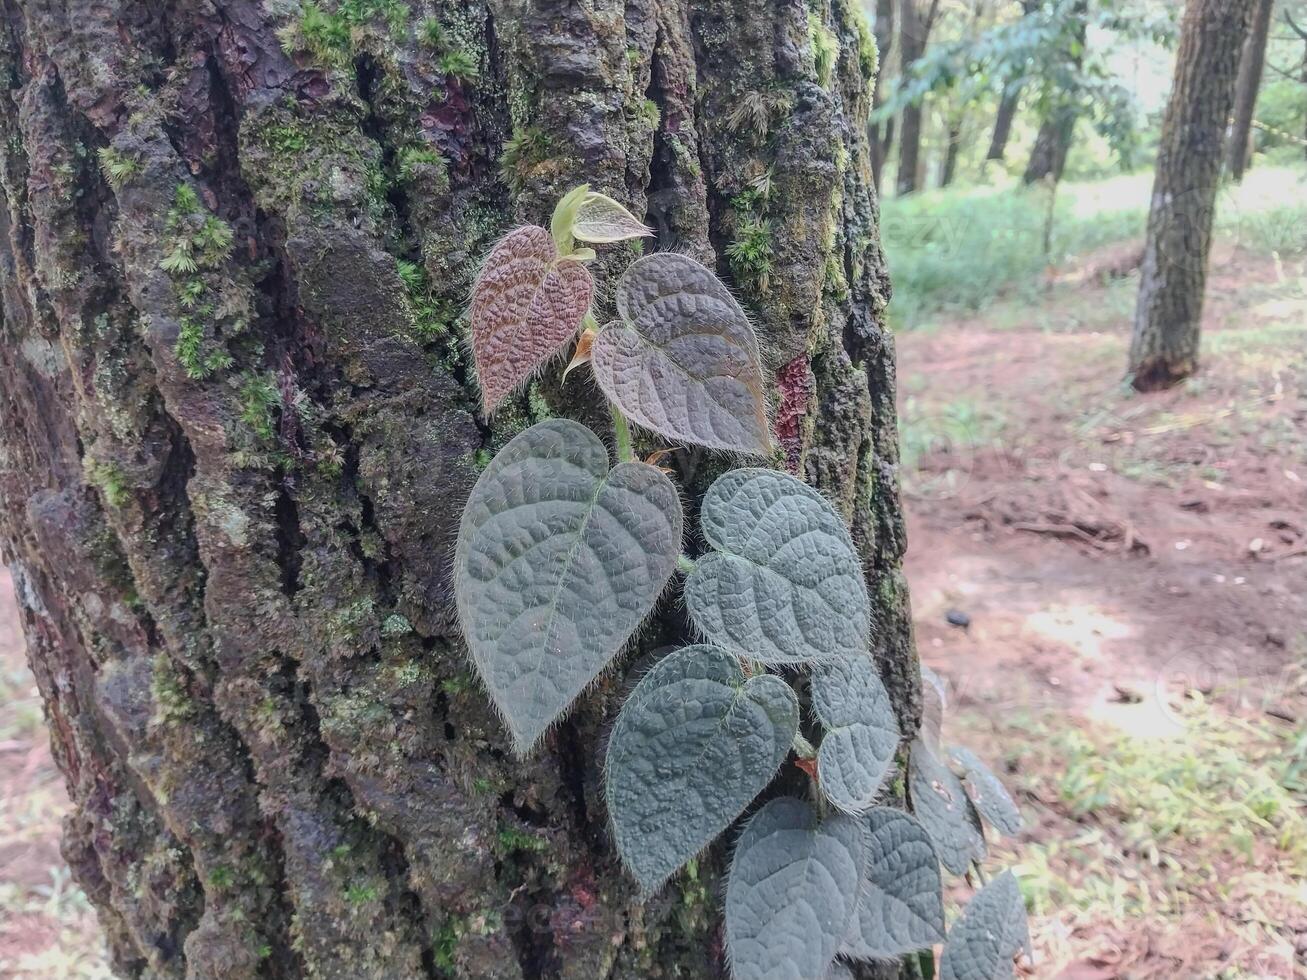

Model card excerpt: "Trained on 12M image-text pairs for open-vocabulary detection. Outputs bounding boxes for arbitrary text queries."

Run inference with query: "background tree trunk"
[896,0,938,195]
[1022,0,1088,186]
[1226,0,1275,180]
[870,0,896,193]
[986,86,1022,161]
[941,113,963,186]
[986,0,1036,163]
[0,1,919,979]
[1130,0,1258,390]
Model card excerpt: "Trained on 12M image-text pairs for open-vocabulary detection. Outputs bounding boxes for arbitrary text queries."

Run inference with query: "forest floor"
[902,241,1307,978]
[1,208,1305,978]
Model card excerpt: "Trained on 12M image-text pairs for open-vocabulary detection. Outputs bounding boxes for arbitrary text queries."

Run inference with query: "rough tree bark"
[1227,0,1275,180]
[1022,0,1087,186]
[1130,0,1258,390]
[870,0,896,193]
[0,2,920,979]
[896,0,938,195]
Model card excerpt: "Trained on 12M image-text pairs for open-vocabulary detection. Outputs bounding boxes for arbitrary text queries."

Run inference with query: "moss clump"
[725,88,794,140]
[284,0,408,65]
[150,654,194,726]
[162,184,242,380]
[345,881,380,905]
[238,372,281,441]
[85,458,130,509]
[808,11,839,87]
[726,211,773,295]
[396,145,446,185]
[433,918,463,972]
[418,17,444,48]
[496,827,549,854]
[438,49,479,82]
[97,146,142,191]
[854,8,879,82]
[499,127,556,196]
[380,613,412,638]
[396,259,455,341]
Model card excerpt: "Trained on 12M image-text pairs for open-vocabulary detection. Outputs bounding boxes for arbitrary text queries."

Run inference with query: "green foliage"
[725,798,865,979]
[605,646,798,891]
[453,184,1030,980]
[454,419,682,753]
[684,469,871,664]
[842,808,946,960]
[591,253,770,453]
[162,183,239,379]
[811,654,900,813]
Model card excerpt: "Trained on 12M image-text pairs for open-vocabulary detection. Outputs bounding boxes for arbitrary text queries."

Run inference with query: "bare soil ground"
[0,243,1303,978]
[901,243,1307,978]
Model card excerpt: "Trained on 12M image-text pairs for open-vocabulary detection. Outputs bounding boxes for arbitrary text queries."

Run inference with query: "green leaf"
[725,798,866,980]
[684,469,870,664]
[550,184,590,253]
[572,192,653,243]
[470,225,593,412]
[812,654,900,813]
[939,870,1028,980]
[606,645,798,892]
[920,664,947,756]
[455,419,682,753]
[908,740,986,876]
[590,253,771,454]
[841,807,946,961]
[949,746,1023,837]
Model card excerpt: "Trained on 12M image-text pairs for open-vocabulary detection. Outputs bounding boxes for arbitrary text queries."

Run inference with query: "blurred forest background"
[3,0,1306,976]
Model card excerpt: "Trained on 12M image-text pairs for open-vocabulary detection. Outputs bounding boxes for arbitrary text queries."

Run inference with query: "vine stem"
[610,402,635,463]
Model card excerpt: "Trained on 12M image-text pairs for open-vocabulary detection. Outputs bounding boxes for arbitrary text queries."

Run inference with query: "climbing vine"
[454,187,1030,979]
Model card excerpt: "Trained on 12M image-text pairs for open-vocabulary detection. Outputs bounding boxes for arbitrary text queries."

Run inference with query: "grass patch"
[883,166,1307,329]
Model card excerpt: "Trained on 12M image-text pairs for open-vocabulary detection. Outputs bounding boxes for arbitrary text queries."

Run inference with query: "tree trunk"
[1022,0,1088,185]
[941,115,962,186]
[1129,0,1258,390]
[896,0,932,195]
[0,2,919,979]
[986,86,1021,161]
[870,0,896,194]
[1226,0,1275,180]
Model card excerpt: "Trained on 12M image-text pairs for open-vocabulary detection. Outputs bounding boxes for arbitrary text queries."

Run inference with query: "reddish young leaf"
[470,225,593,412]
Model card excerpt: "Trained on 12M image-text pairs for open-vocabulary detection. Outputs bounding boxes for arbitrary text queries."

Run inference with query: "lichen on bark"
[0,1,919,978]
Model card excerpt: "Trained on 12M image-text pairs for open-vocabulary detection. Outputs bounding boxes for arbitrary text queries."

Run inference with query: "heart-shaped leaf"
[591,252,771,454]
[606,645,798,892]
[455,419,682,753]
[470,225,593,412]
[812,655,900,813]
[725,797,866,980]
[908,740,986,876]
[841,807,946,961]
[920,664,948,756]
[684,469,871,665]
[572,192,653,243]
[949,746,1023,837]
[939,871,1028,980]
